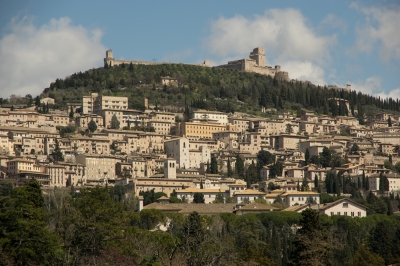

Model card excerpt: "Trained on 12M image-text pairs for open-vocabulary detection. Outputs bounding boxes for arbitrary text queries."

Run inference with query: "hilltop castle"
[214,47,289,81]
[104,47,289,81]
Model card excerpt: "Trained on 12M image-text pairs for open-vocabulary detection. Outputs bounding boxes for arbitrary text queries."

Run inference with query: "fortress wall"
[105,58,209,68]
[275,71,290,82]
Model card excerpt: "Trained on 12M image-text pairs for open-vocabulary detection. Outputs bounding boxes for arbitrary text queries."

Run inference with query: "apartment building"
[82,93,128,115]
[75,154,122,181]
[174,121,237,140]
[191,110,228,124]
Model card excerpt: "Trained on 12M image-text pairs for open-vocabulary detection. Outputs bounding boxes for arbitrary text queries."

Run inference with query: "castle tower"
[104,50,114,67]
[164,158,176,179]
[106,49,114,59]
[249,47,266,66]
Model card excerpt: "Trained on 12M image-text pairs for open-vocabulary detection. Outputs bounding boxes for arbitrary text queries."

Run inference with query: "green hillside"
[41,63,400,121]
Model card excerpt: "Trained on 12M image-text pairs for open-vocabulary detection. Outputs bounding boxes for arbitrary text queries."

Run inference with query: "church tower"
[164,158,176,179]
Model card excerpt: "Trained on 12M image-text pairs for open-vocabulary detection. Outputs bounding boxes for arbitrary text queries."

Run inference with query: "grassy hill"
[40,63,400,121]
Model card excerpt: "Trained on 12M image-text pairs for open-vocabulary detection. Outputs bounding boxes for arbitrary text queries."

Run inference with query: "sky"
[0,0,399,100]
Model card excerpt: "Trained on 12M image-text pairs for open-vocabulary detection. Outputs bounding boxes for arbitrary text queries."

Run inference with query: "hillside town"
[1,90,400,216]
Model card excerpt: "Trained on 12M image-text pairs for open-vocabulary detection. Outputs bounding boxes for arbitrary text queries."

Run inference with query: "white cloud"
[351,76,400,99]
[352,3,400,61]
[319,14,347,32]
[282,60,326,85]
[0,16,106,98]
[203,8,336,65]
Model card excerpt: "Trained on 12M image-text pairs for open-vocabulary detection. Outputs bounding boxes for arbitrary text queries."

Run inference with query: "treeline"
[40,63,400,119]
[1,180,400,265]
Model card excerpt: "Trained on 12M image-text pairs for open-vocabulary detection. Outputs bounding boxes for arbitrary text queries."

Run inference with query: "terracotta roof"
[235,202,281,212]
[143,203,236,214]
[177,188,226,193]
[234,189,266,195]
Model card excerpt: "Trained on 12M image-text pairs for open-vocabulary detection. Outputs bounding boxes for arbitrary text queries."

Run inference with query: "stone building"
[215,47,290,81]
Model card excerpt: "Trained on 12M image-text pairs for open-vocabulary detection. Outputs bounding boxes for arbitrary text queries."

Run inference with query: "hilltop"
[39,62,400,122]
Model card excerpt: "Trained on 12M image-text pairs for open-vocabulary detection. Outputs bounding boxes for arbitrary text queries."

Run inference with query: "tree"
[193,193,205,203]
[292,209,331,266]
[286,124,294,134]
[305,148,310,165]
[257,150,275,166]
[351,245,385,266]
[314,174,319,188]
[179,212,222,266]
[227,158,233,177]
[51,139,64,162]
[69,106,74,118]
[213,193,225,204]
[210,154,218,174]
[110,114,120,129]
[88,119,97,133]
[245,161,258,187]
[320,147,332,168]
[0,179,61,265]
[388,116,392,127]
[350,143,360,155]
[235,154,244,178]
[378,173,389,192]
[269,161,283,178]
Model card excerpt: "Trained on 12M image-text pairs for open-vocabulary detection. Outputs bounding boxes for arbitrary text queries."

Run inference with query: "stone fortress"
[104,47,289,81]
[104,50,210,68]
[214,47,290,81]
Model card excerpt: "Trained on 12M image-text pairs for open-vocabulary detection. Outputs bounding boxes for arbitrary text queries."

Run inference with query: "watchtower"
[106,49,114,59]
[249,47,266,67]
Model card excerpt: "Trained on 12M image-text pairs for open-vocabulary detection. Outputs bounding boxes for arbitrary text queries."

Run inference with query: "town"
[1,72,398,218]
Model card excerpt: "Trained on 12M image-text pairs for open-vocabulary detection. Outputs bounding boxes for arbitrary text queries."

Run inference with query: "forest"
[11,63,393,122]
[1,179,400,266]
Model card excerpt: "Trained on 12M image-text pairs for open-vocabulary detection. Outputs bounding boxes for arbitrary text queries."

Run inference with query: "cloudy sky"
[0,0,399,99]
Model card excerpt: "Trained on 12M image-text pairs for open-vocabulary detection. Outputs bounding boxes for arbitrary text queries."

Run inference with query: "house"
[233,189,266,204]
[314,198,367,217]
[281,191,320,206]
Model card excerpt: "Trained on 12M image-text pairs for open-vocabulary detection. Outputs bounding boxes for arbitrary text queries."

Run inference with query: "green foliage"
[245,160,258,187]
[110,114,120,129]
[57,124,76,137]
[305,148,310,165]
[140,189,167,206]
[213,193,225,203]
[269,161,283,178]
[267,182,280,191]
[0,179,62,265]
[257,150,275,166]
[193,192,205,203]
[210,154,218,174]
[235,154,244,178]
[350,143,360,155]
[227,158,233,177]
[88,119,97,133]
[51,138,64,162]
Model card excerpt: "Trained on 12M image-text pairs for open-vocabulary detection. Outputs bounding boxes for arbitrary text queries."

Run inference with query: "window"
[343,202,348,208]
[330,212,334,216]
[358,212,361,217]
[344,212,348,216]
[337,212,340,215]
[351,212,354,217]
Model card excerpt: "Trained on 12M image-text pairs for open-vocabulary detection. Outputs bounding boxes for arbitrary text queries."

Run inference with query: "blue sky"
[0,0,399,100]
